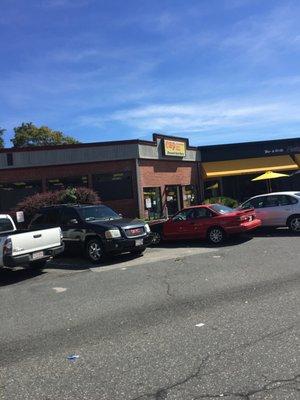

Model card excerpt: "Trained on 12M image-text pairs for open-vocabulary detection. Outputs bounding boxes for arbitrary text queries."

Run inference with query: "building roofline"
[0,138,156,154]
[198,136,300,150]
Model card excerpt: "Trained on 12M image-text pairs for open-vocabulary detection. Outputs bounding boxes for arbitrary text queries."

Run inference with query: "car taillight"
[237,215,248,222]
[3,238,12,256]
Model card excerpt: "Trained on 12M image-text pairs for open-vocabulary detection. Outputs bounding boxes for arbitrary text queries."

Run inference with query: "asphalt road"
[0,229,299,400]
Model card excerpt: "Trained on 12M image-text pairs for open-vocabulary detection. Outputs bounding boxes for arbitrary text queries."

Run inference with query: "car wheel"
[130,247,146,256]
[207,227,226,245]
[288,215,300,232]
[151,232,162,246]
[86,238,105,263]
[29,259,48,269]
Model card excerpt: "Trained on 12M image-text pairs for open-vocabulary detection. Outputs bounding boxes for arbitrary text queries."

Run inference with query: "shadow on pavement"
[153,234,253,249]
[46,251,146,271]
[0,268,44,287]
[251,227,300,237]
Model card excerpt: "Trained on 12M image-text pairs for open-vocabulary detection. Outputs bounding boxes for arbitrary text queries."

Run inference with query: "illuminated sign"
[163,139,186,157]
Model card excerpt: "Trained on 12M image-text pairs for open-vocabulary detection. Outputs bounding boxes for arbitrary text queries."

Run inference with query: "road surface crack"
[162,276,172,298]
[131,355,210,400]
[194,374,300,399]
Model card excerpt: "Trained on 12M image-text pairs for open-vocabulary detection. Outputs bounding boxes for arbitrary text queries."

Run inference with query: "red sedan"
[150,204,261,245]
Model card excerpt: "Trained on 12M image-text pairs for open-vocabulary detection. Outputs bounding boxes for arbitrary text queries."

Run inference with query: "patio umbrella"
[205,182,219,190]
[251,170,289,193]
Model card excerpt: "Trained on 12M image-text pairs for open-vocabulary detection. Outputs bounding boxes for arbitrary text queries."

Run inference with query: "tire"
[287,215,300,233]
[29,259,48,269]
[130,247,146,256]
[151,231,162,246]
[207,226,226,245]
[86,238,105,263]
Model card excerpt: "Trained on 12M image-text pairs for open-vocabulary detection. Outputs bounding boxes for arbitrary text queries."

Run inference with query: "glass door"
[165,185,182,216]
[143,187,162,220]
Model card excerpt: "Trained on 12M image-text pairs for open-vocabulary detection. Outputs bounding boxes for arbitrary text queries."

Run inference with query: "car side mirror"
[70,219,78,224]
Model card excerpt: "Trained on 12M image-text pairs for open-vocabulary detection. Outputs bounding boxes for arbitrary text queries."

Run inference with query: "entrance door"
[163,209,195,239]
[165,185,182,216]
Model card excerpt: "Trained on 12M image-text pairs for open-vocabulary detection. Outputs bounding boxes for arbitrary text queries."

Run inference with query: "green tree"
[0,127,5,148]
[11,122,79,147]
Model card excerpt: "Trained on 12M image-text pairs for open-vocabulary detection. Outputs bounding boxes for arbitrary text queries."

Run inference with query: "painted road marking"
[53,287,67,293]
[195,323,205,327]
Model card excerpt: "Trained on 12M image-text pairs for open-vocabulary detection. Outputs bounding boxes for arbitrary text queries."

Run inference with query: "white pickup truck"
[0,214,64,269]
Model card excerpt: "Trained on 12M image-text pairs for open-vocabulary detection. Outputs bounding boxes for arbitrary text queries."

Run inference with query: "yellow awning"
[295,154,300,167]
[202,155,298,178]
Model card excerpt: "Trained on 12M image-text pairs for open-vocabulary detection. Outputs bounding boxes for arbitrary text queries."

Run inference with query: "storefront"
[0,134,298,217]
[200,138,300,202]
[0,134,200,219]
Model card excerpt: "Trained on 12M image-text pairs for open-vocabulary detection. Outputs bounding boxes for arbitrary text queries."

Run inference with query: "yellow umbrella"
[206,182,219,190]
[251,170,289,192]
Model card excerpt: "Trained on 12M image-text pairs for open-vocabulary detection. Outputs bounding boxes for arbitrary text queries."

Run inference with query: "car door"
[163,209,194,239]
[258,195,282,226]
[247,196,270,225]
[60,208,84,249]
[188,207,215,238]
[276,195,297,225]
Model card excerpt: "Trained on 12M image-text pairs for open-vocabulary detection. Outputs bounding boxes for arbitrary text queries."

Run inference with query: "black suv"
[29,204,152,262]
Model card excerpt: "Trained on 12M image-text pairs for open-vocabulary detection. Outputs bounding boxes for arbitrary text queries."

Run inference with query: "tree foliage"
[16,187,101,221]
[0,127,5,148]
[11,122,79,147]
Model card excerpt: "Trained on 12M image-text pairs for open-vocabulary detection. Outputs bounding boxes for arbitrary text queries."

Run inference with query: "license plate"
[32,251,44,260]
[135,239,143,247]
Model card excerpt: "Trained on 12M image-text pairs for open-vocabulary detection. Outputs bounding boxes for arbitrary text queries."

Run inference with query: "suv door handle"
[33,234,42,238]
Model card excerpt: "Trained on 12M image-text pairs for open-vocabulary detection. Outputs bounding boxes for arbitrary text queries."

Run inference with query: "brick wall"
[139,159,201,218]
[0,159,140,218]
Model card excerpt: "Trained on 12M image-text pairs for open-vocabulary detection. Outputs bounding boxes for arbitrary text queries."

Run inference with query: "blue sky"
[1,0,300,147]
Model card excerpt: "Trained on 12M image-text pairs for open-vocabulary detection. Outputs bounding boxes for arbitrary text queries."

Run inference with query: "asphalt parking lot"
[0,228,299,400]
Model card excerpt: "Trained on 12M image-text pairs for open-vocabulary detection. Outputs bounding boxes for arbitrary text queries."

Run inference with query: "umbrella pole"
[269,179,272,193]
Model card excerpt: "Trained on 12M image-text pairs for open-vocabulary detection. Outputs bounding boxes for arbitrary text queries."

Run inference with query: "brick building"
[0,134,299,218]
[0,134,200,218]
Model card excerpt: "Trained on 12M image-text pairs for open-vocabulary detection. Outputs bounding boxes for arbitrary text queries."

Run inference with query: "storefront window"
[183,185,198,207]
[143,187,162,220]
[92,172,133,201]
[47,176,88,191]
[0,181,42,211]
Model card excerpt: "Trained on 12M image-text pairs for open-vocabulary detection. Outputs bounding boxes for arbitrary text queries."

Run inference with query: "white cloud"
[100,100,300,133]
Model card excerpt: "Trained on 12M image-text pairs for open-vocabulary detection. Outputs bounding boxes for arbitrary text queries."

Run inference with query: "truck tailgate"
[10,228,62,256]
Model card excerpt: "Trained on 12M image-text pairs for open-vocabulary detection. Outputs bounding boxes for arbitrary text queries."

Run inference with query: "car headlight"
[144,223,151,233]
[105,229,121,239]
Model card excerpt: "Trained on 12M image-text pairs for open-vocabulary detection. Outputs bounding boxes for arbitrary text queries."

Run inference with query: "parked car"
[150,204,261,245]
[0,214,64,269]
[29,204,152,262]
[239,191,300,232]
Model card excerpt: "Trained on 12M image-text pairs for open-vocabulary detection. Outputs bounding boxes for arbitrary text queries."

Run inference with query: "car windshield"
[210,204,234,214]
[77,205,121,221]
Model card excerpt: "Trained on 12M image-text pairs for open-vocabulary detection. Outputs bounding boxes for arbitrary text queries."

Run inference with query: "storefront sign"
[163,139,186,157]
[145,198,152,209]
[264,148,285,155]
[16,211,25,223]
